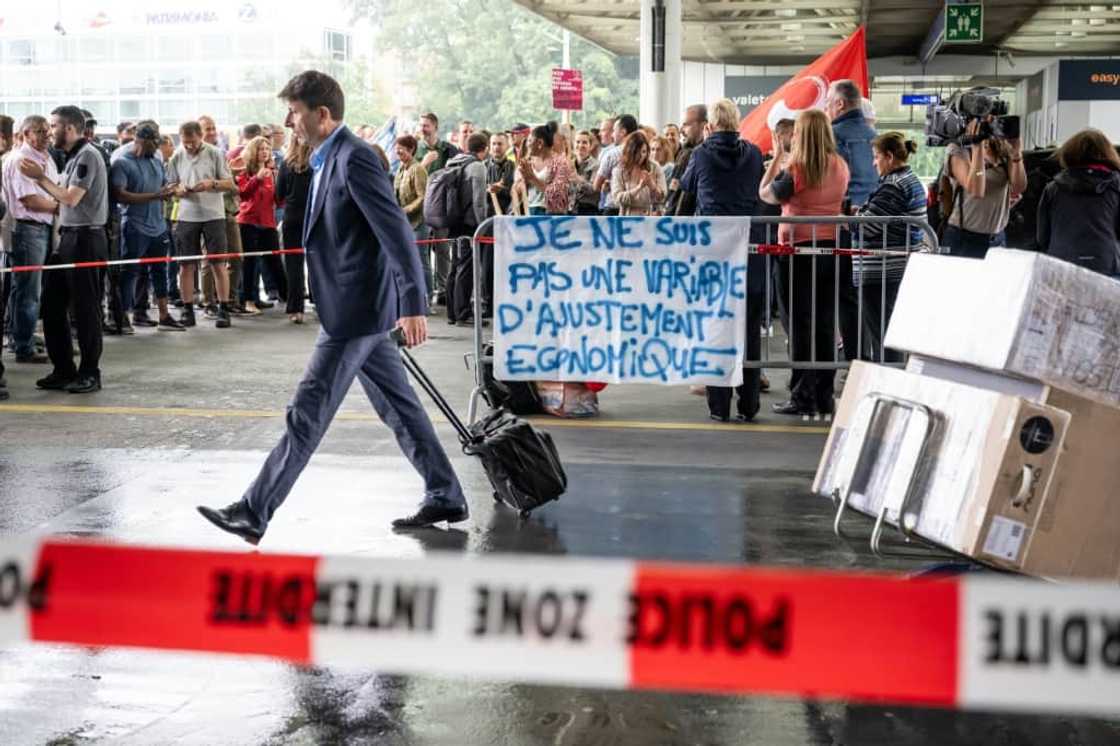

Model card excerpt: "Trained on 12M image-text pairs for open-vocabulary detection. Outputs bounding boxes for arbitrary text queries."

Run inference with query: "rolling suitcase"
[391,330,567,517]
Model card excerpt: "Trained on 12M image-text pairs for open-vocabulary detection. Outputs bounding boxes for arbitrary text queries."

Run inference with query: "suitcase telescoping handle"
[389,327,475,446]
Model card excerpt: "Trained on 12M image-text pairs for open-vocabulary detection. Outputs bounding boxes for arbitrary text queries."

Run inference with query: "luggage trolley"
[825,392,957,560]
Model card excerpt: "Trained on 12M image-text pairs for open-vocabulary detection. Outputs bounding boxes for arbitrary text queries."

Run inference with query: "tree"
[347,0,639,130]
[234,55,393,130]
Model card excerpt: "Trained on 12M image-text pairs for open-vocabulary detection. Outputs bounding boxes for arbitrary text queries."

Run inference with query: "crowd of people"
[0,108,316,400]
[0,79,1117,419]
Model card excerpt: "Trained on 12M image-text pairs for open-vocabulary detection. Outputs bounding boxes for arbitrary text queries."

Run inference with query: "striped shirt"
[853,166,928,286]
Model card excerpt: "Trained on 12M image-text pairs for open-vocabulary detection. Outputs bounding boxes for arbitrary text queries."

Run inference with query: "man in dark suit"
[197,71,469,544]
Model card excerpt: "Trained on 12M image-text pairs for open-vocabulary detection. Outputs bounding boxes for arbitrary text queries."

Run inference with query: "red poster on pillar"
[738,27,869,154]
[552,68,584,111]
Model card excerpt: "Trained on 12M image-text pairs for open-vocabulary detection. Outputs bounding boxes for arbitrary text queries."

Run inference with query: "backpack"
[480,342,541,415]
[423,160,470,230]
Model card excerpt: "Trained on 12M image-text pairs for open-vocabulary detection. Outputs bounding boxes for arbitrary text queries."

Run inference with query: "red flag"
[738,27,869,154]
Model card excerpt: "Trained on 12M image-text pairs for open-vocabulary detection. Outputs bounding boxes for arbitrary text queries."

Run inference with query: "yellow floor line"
[0,403,829,434]
[522,417,830,434]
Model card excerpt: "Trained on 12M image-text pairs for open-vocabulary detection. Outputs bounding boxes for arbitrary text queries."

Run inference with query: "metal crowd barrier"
[463,215,941,423]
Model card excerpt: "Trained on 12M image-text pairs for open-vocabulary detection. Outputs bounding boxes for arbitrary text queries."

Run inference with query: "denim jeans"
[239,223,283,304]
[120,224,171,313]
[8,221,51,357]
[943,225,992,259]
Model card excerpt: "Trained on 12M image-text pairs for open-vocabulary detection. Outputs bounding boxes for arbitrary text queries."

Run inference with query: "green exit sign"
[946,3,983,43]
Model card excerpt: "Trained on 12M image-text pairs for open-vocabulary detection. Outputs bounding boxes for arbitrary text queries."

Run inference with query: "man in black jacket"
[664,104,707,216]
[680,98,765,422]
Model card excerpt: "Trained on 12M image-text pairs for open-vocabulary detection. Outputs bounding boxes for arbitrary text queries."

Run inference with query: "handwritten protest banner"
[493,216,750,386]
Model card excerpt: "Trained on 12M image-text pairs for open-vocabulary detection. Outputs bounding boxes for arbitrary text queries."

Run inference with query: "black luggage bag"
[391,330,567,517]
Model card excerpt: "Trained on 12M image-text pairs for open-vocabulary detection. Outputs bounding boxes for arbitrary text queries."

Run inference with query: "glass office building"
[0,2,364,132]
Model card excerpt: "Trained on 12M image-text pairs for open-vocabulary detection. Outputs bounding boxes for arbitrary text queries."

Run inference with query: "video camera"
[924,87,1020,146]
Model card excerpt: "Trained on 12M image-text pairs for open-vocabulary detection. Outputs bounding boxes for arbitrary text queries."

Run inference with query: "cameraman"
[943,118,1026,258]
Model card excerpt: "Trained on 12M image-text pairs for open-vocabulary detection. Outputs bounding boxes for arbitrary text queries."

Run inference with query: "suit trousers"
[44,227,107,379]
[242,329,467,528]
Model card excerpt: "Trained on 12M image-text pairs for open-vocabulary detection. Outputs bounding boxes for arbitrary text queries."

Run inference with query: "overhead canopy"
[519,0,1120,65]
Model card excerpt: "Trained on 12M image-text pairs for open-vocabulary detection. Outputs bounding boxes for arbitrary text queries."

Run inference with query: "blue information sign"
[901,94,939,106]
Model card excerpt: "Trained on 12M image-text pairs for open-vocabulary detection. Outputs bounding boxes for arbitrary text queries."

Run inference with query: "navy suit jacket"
[303,126,428,339]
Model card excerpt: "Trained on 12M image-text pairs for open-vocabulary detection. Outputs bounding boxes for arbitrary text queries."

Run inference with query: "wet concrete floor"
[0,314,1117,745]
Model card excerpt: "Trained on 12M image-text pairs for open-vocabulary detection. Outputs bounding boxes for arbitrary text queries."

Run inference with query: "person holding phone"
[166,120,236,328]
[610,131,666,216]
[236,136,286,314]
[110,120,182,332]
[515,123,573,216]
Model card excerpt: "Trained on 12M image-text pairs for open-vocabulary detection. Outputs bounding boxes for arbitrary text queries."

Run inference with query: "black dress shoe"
[392,503,469,529]
[36,371,76,390]
[66,375,101,394]
[197,502,264,545]
[132,312,157,327]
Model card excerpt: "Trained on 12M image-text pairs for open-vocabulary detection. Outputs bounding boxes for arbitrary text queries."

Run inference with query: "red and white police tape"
[1,537,1116,716]
[0,237,489,275]
[0,248,306,275]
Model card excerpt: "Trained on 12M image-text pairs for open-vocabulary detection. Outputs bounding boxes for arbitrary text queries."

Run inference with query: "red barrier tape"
[3,537,1119,715]
[755,244,875,257]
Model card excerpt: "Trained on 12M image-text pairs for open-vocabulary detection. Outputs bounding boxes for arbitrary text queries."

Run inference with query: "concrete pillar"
[639,0,682,129]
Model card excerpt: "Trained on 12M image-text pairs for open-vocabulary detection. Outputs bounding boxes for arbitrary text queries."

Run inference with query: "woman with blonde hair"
[611,131,666,216]
[662,122,680,160]
[759,108,850,418]
[276,132,312,323]
[237,135,287,314]
[650,135,676,183]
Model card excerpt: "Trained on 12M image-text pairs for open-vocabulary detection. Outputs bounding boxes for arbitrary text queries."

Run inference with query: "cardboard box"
[905,356,1120,581]
[885,249,1120,409]
[814,361,1120,581]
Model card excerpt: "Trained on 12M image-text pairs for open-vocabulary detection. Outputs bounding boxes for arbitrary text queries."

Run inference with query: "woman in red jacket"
[237,136,287,314]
